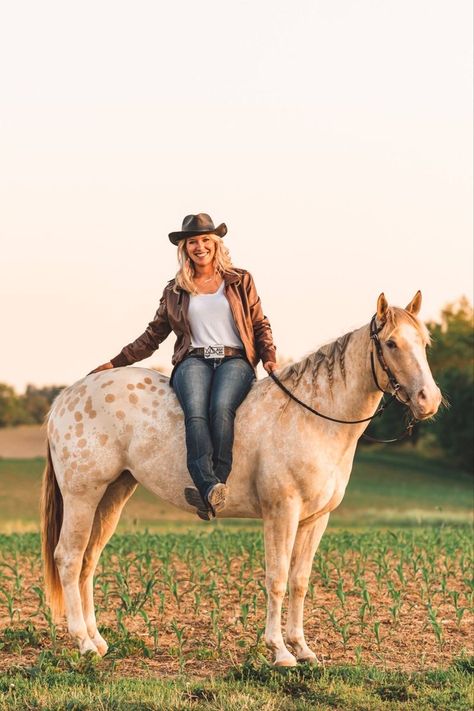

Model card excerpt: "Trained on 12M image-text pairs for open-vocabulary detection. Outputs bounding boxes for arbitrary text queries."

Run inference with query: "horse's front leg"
[262,505,300,667]
[286,513,329,662]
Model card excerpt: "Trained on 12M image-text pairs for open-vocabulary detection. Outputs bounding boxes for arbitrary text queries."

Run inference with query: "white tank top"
[188,280,244,349]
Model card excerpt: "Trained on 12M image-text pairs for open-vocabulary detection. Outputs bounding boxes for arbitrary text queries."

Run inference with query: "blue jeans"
[172,355,255,501]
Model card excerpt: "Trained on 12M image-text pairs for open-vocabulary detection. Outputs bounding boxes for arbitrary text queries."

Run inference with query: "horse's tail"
[41,441,64,620]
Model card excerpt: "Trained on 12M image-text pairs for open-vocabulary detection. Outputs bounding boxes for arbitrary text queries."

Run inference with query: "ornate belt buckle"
[204,345,225,359]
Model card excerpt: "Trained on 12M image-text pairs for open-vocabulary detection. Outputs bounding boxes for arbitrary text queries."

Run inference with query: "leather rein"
[269,315,417,444]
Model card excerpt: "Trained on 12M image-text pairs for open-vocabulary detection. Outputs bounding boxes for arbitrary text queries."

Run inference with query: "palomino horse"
[41,292,441,666]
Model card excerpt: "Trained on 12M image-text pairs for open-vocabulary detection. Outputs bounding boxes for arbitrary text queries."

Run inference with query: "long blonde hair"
[173,234,240,294]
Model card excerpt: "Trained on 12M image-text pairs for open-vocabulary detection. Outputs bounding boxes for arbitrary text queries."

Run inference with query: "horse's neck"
[339,324,383,419]
[298,323,383,427]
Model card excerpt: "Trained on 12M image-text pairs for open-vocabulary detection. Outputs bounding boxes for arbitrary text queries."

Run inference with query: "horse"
[41,292,441,666]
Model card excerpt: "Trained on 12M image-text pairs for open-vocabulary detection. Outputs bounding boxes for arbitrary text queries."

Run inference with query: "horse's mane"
[278,306,430,390]
[278,330,355,390]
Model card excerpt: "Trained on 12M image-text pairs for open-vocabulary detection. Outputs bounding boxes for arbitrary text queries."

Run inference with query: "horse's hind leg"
[54,485,108,654]
[80,470,138,655]
[286,513,329,663]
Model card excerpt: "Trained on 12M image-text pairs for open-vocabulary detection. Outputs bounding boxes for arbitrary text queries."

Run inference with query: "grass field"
[0,449,472,709]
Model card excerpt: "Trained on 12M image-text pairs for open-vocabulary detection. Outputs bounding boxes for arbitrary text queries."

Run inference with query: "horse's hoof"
[298,655,318,665]
[79,638,99,655]
[92,634,108,656]
[274,655,297,667]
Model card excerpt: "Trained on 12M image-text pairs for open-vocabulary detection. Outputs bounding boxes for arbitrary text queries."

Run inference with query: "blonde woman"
[91,213,277,518]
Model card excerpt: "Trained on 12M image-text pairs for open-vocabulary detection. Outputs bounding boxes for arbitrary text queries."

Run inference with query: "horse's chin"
[410,404,439,421]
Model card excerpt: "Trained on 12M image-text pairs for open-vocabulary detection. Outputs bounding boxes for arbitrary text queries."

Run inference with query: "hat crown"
[182,213,215,232]
[168,213,227,245]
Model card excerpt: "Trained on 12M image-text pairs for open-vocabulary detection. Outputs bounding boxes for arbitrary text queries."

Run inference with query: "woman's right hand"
[88,361,114,375]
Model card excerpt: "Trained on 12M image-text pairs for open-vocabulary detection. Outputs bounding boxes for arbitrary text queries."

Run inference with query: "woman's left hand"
[263,361,277,374]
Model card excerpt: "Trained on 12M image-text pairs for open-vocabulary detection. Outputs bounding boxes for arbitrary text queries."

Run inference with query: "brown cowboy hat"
[168,213,227,246]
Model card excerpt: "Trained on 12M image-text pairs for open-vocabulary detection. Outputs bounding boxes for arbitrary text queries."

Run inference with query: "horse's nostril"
[418,389,427,401]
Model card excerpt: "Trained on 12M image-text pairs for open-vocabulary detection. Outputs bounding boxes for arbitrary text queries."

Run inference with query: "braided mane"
[278,306,430,391]
[279,330,355,390]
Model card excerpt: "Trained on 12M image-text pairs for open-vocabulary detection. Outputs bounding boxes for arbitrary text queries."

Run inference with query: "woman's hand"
[263,361,277,374]
[88,361,114,376]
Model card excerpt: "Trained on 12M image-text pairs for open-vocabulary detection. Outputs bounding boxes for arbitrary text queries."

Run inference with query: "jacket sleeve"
[110,289,173,367]
[246,273,277,364]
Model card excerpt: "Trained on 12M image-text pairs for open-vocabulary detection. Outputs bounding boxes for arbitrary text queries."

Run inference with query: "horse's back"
[47,366,284,517]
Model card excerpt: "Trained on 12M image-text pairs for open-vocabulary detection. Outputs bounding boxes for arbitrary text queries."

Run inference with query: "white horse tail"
[41,442,64,619]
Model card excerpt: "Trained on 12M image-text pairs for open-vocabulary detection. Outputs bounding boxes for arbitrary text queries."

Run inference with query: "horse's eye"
[385,340,397,350]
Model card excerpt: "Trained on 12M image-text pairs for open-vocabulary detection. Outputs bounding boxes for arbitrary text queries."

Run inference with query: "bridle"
[369,315,409,405]
[269,315,417,444]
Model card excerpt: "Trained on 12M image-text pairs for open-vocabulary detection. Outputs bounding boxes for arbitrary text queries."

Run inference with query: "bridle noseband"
[269,314,417,443]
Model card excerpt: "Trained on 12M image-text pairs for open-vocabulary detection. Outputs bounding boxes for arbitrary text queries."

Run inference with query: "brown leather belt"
[188,346,244,359]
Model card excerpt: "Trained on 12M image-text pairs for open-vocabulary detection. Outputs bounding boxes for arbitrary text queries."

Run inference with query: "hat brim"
[168,223,227,246]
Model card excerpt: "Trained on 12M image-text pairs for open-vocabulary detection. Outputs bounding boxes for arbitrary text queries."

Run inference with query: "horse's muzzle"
[410,385,442,420]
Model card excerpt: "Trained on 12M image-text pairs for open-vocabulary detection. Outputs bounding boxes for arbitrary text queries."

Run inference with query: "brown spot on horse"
[68,397,80,412]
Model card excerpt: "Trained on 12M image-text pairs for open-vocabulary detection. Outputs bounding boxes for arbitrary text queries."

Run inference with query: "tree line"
[1,298,472,471]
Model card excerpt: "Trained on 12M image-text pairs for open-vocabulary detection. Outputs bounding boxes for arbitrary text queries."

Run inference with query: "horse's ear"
[406,290,422,315]
[376,293,389,322]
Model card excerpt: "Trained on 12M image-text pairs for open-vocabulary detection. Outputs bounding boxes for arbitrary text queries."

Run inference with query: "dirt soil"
[0,552,472,678]
[0,425,46,459]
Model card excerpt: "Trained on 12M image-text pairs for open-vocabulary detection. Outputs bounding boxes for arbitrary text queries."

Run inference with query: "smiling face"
[185,234,217,269]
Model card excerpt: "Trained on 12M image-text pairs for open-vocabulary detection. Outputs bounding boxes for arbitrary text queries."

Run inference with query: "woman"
[91,213,277,518]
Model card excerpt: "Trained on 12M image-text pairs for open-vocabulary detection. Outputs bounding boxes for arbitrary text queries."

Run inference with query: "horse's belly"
[128,409,262,518]
[303,458,354,518]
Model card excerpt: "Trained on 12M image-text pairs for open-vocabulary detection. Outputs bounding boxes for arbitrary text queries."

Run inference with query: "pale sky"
[1,0,472,391]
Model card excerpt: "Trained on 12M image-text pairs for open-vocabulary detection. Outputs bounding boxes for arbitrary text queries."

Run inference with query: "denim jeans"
[172,355,255,501]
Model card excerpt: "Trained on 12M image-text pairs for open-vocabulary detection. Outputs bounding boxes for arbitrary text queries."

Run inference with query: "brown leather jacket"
[110,269,277,371]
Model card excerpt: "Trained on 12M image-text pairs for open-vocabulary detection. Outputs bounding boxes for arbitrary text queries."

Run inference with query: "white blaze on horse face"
[382,321,441,420]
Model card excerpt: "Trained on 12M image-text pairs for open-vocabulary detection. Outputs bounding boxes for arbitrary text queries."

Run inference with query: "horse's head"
[373,291,442,420]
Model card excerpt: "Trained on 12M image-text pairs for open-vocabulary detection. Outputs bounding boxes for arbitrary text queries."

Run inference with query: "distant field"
[0,446,471,532]
[0,424,46,459]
